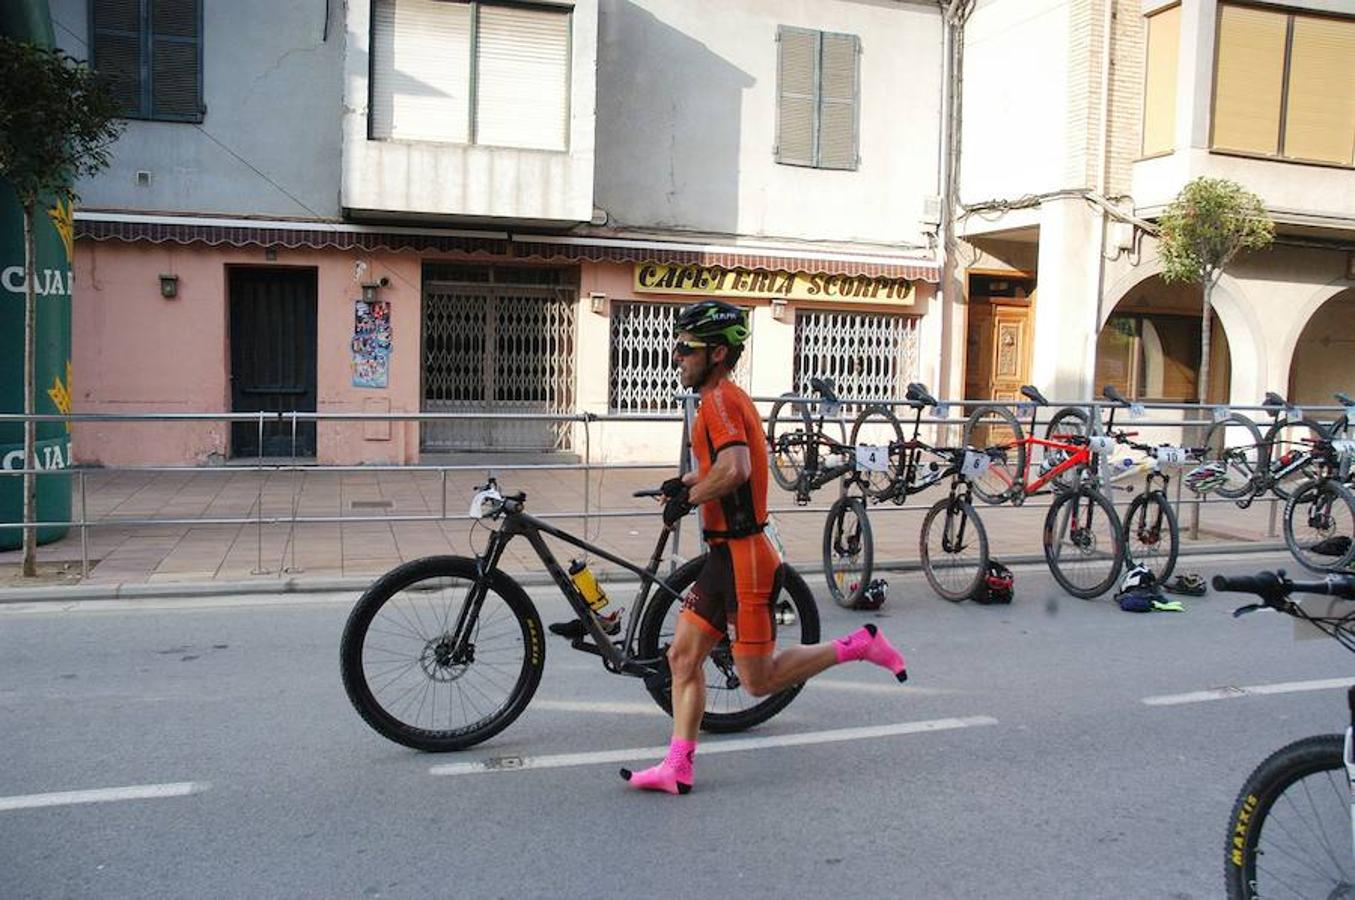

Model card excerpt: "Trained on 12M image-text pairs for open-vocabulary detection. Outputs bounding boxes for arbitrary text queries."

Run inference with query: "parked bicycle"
[1216,569,1355,900]
[963,385,1126,598]
[339,479,820,751]
[1205,392,1330,506]
[917,446,994,602]
[847,382,953,503]
[767,377,856,504]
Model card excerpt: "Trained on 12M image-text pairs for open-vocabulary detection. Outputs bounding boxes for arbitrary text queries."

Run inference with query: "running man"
[621,300,907,795]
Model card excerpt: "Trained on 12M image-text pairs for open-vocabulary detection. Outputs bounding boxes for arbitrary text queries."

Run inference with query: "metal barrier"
[0,393,1340,580]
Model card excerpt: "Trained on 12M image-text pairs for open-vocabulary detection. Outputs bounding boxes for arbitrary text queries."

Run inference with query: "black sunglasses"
[674,340,710,357]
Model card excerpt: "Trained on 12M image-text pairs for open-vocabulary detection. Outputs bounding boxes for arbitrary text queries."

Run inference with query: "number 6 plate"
[962,450,991,478]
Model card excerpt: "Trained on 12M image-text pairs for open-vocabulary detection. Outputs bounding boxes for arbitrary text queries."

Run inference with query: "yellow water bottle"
[568,559,620,635]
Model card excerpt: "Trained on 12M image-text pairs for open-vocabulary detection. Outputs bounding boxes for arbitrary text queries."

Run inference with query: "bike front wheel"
[1043,486,1124,598]
[1204,413,1264,500]
[1265,418,1331,500]
[919,495,989,602]
[1225,734,1352,900]
[1283,478,1355,572]
[823,494,874,608]
[1123,490,1179,584]
[340,556,546,752]
[639,554,821,733]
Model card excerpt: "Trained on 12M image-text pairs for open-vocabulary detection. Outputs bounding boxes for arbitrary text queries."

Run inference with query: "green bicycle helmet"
[675,300,750,347]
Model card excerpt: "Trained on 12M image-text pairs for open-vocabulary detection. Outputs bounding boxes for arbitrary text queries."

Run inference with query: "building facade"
[52,0,946,466]
[955,0,1355,418]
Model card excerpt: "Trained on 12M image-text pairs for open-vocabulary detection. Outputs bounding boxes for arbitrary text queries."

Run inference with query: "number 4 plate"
[961,450,991,478]
[855,444,890,473]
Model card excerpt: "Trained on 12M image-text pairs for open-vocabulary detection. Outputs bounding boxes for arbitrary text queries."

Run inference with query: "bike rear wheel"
[1283,478,1355,572]
[1044,406,1093,494]
[823,494,874,608]
[1265,418,1331,500]
[340,556,545,752]
[639,554,821,733]
[963,405,1026,505]
[1043,486,1124,598]
[768,393,813,491]
[1224,734,1351,900]
[1123,490,1179,584]
[919,495,989,602]
[1204,413,1264,500]
[849,404,905,500]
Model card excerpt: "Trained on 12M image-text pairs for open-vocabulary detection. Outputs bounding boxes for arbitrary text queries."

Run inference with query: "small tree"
[0,39,122,575]
[1157,177,1274,404]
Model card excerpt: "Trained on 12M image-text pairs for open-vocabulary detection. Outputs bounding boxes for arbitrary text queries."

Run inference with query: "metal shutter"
[1283,14,1355,165]
[1211,4,1287,156]
[817,32,858,170]
[474,4,569,151]
[776,27,816,166]
[91,0,144,114]
[369,0,471,143]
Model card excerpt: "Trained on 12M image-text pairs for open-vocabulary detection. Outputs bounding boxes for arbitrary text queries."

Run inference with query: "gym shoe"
[548,620,587,639]
[1162,573,1207,597]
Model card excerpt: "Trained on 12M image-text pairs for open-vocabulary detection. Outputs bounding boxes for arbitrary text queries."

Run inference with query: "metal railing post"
[253,411,267,575]
[79,469,89,578]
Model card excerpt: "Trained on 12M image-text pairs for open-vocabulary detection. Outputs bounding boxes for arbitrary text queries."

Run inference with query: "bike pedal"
[643,659,672,694]
[569,637,605,658]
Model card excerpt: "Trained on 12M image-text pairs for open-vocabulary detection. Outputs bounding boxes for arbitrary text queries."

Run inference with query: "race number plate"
[855,444,890,472]
[468,487,504,519]
[1212,406,1231,423]
[1156,446,1187,465]
[1088,435,1116,454]
[961,450,992,478]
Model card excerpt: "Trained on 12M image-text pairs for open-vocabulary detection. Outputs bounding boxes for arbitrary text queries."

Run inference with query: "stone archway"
[1286,286,1355,407]
[1094,273,1232,403]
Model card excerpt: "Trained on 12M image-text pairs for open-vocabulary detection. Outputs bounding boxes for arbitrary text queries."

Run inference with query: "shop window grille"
[609,302,750,414]
[792,309,918,410]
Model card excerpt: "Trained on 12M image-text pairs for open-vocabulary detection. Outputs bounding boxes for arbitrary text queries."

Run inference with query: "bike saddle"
[906,382,938,408]
[809,376,840,404]
[1102,384,1129,406]
[1263,391,1287,409]
[1020,384,1049,407]
[1337,392,1353,407]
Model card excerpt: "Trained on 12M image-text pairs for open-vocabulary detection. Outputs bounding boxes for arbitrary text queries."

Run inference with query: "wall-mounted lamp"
[770,298,788,321]
[589,291,608,314]
[361,276,390,303]
[159,273,179,299]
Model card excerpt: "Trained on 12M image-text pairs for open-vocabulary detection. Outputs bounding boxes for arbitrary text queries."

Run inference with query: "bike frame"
[454,498,687,681]
[987,434,1094,497]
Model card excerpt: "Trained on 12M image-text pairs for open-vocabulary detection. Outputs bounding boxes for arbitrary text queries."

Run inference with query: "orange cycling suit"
[680,379,783,657]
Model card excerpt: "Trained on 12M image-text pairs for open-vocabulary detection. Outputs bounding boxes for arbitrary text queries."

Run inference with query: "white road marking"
[531,700,665,715]
[0,781,210,812]
[430,715,998,777]
[1143,677,1355,706]
[812,677,954,696]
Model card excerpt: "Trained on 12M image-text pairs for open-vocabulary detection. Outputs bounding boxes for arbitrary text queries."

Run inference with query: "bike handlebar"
[1213,571,1355,604]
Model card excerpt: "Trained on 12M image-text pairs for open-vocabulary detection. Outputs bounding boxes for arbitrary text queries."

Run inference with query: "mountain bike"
[767,377,857,504]
[1282,437,1355,573]
[1205,392,1330,506]
[847,382,955,503]
[1216,569,1355,900]
[963,385,1125,598]
[339,479,820,751]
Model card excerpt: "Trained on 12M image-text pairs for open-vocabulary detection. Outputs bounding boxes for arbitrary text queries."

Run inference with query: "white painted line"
[1143,677,1355,706]
[430,716,998,777]
[812,678,956,696]
[0,781,210,812]
[532,700,665,715]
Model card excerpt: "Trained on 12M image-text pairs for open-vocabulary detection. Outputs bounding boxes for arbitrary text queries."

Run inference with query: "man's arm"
[685,445,751,505]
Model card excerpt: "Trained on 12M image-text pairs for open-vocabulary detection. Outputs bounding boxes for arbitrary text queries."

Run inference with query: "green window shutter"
[91,0,145,116]
[817,32,859,170]
[776,26,817,166]
[149,0,202,121]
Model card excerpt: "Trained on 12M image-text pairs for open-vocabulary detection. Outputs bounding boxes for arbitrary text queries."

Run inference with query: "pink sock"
[834,624,908,682]
[620,738,696,795]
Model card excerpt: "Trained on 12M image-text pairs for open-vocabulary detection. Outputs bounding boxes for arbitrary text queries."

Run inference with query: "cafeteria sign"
[633,263,916,305]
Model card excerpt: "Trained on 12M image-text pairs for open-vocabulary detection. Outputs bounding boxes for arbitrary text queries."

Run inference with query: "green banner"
[1,0,72,550]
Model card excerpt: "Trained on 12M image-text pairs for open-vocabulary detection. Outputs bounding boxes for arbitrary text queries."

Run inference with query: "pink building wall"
[72,239,425,466]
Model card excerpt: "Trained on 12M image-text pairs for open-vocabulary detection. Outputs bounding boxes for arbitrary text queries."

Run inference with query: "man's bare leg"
[621,615,721,794]
[736,625,908,698]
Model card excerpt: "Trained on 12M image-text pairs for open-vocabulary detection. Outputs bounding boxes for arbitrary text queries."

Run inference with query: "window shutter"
[776,27,816,166]
[474,5,570,151]
[817,32,858,170]
[91,0,144,115]
[370,0,472,143]
[1212,5,1287,156]
[1141,5,1179,156]
[1283,15,1355,166]
[149,0,201,120]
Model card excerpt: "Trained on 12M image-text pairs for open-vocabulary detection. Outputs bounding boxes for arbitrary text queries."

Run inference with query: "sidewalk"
[0,464,1285,600]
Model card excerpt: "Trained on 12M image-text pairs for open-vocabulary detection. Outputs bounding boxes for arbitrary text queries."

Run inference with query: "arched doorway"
[1094,275,1232,404]
[1288,287,1355,406]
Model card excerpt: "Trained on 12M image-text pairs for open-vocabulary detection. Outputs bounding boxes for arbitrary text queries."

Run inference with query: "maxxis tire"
[340,556,545,752]
[638,554,821,733]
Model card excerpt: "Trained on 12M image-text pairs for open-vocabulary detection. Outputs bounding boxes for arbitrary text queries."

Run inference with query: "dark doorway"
[229,267,318,458]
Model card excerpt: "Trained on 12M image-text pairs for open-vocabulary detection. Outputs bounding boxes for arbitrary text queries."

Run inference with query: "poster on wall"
[351,298,391,389]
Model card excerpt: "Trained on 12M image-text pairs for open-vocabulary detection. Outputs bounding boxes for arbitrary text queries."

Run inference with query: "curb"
[0,540,1288,604]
